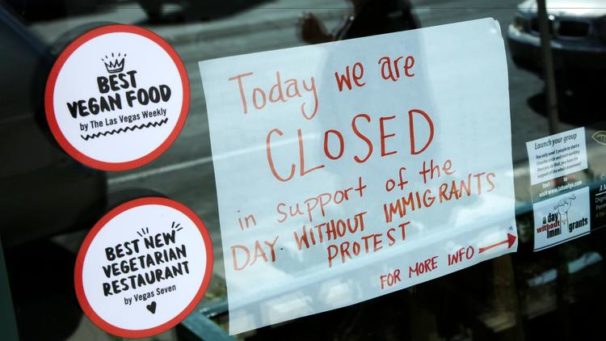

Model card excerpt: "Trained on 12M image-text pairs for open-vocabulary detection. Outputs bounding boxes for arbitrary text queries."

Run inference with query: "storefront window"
[1,0,605,340]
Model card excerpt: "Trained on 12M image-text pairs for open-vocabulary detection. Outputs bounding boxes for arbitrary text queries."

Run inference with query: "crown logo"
[102,52,126,74]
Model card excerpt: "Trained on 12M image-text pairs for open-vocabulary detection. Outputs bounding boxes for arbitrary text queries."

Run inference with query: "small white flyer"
[533,186,591,251]
[526,127,588,185]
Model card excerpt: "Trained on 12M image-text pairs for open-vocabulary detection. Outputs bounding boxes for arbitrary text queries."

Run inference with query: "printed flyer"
[526,127,591,251]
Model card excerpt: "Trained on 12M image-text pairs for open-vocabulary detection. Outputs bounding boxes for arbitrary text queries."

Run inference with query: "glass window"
[1,0,606,340]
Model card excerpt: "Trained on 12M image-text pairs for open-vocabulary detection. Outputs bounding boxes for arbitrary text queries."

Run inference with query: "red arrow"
[479,233,516,253]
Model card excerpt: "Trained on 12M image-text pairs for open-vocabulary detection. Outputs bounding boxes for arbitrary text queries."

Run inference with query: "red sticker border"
[74,197,213,338]
[45,24,190,171]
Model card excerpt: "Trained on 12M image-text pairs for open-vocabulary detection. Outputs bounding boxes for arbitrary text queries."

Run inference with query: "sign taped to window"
[199,18,517,334]
[532,187,590,251]
[526,127,591,251]
[526,127,588,187]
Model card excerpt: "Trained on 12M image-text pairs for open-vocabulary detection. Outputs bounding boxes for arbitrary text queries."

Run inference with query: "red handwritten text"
[265,109,434,182]
[228,71,319,120]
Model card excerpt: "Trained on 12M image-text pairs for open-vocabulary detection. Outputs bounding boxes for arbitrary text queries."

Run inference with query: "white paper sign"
[526,127,588,185]
[532,186,590,251]
[199,18,517,334]
[45,25,189,171]
[75,197,213,338]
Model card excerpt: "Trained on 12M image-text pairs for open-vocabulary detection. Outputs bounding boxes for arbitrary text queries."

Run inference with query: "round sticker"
[45,25,190,171]
[74,197,213,338]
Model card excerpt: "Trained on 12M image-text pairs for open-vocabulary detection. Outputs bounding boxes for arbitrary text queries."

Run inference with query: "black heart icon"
[146,301,157,314]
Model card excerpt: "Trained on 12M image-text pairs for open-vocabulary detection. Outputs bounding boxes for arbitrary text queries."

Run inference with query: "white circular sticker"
[75,197,213,338]
[45,25,190,171]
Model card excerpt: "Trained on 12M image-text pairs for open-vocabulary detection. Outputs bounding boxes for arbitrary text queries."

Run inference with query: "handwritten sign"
[199,18,517,334]
[74,197,213,338]
[45,25,189,171]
